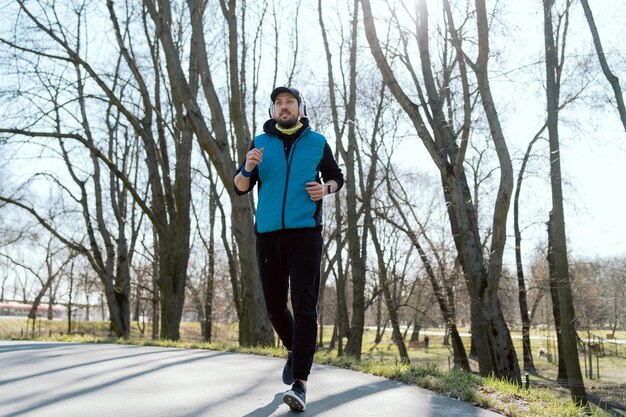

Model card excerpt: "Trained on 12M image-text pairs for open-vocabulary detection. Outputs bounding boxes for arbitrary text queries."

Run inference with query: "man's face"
[273,92,300,128]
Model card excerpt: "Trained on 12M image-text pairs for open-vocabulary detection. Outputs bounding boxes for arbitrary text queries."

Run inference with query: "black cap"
[270,86,301,103]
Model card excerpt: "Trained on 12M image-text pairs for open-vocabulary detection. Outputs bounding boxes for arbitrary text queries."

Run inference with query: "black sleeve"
[319,142,344,191]
[233,142,259,196]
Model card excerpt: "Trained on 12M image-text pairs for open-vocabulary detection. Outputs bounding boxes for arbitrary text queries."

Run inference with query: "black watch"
[327,184,333,195]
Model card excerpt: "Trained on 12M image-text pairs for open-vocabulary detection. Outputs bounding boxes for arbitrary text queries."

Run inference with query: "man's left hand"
[305,182,326,201]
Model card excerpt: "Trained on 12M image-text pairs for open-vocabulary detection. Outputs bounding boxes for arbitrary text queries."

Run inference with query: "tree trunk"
[514,127,544,374]
[410,319,421,342]
[318,0,354,357]
[318,282,325,348]
[442,328,449,346]
[374,293,383,345]
[320,0,378,359]
[219,0,272,346]
[441,173,494,375]
[343,0,366,359]
[155,14,196,339]
[202,177,218,343]
[543,0,587,403]
[158,237,187,340]
[370,223,410,363]
[230,200,274,346]
[471,0,521,382]
[469,334,477,359]
[328,322,338,351]
[113,231,132,339]
[334,192,349,356]
[547,214,568,383]
[318,254,334,349]
[133,282,141,322]
[151,228,160,340]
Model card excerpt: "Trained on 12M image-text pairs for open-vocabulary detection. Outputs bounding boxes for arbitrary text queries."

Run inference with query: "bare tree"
[0,0,273,342]
[317,0,349,357]
[605,258,626,336]
[378,166,470,371]
[189,159,227,343]
[142,0,273,345]
[0,237,71,333]
[0,2,153,338]
[513,125,545,374]
[514,0,593,373]
[361,0,519,380]
[543,0,587,403]
[579,0,626,131]
[28,241,73,326]
[318,202,342,349]
[318,0,370,357]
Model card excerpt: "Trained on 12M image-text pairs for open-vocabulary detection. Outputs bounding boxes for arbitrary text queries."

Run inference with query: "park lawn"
[2,318,624,382]
[1,318,622,416]
[333,326,626,385]
[2,319,624,383]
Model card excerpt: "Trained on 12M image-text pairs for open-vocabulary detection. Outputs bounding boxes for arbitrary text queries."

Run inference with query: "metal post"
[587,343,593,379]
[583,343,588,378]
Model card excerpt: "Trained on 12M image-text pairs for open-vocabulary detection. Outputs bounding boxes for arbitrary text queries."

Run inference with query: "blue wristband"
[241,167,253,177]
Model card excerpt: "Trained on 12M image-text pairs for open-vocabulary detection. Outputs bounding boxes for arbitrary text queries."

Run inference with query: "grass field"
[2,318,624,417]
[2,318,625,382]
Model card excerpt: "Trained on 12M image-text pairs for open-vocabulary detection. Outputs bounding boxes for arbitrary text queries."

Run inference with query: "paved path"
[0,341,503,417]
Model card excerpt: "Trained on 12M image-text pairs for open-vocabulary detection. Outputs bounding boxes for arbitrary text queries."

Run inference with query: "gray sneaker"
[282,351,294,385]
[283,379,306,412]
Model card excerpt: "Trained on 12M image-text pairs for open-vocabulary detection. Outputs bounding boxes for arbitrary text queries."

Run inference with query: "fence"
[586,381,626,415]
[605,340,626,358]
[528,377,626,415]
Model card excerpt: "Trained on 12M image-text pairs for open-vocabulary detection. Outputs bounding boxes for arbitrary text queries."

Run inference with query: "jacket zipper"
[281,134,303,230]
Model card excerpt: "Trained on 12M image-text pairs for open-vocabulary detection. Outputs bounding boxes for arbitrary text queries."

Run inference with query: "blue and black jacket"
[234,118,344,234]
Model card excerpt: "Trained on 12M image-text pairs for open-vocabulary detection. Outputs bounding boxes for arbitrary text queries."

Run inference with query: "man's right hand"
[245,147,264,172]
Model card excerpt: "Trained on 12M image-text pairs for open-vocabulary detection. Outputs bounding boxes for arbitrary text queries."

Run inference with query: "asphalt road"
[0,341,504,417]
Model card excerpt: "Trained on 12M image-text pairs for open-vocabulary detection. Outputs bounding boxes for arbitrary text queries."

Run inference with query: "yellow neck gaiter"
[275,121,303,136]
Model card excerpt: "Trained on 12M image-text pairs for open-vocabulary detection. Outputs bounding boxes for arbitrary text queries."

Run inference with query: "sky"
[389,0,626,264]
[494,0,626,261]
[2,0,625,272]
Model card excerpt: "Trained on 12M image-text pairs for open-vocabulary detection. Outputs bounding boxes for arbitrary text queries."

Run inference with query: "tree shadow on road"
[1,346,232,417]
[241,392,283,417]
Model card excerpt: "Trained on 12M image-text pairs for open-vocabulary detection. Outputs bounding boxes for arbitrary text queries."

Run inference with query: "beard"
[276,113,299,129]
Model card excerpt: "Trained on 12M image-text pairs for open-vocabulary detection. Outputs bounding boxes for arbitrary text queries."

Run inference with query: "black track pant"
[256,229,322,381]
